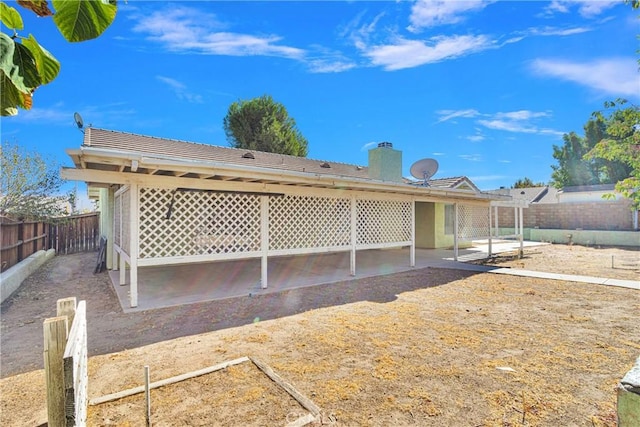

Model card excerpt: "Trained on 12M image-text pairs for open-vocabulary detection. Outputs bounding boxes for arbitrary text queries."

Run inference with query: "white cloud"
[545,1,619,18]
[459,154,483,162]
[10,107,71,125]
[408,0,494,31]
[364,34,494,71]
[436,109,481,123]
[360,141,379,151]
[495,110,550,121]
[133,6,304,59]
[156,76,203,103]
[436,107,564,137]
[478,118,564,136]
[531,57,639,97]
[305,46,357,73]
[466,135,485,142]
[432,152,446,156]
[527,26,591,37]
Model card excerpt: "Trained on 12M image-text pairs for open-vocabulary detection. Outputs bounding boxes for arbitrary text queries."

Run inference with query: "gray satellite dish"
[73,112,84,133]
[410,158,439,186]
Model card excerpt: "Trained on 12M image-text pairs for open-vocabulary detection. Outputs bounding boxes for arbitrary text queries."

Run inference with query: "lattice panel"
[114,192,121,246]
[121,187,131,253]
[457,204,490,240]
[269,195,351,250]
[356,199,411,245]
[138,188,261,258]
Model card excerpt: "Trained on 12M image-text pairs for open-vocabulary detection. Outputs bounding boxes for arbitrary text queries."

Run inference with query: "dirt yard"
[476,243,639,281]
[1,244,638,426]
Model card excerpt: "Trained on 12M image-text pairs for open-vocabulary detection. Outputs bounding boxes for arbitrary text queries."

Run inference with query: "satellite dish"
[410,158,439,186]
[73,112,84,132]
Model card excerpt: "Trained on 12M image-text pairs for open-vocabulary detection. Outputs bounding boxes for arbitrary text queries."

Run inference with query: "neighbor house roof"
[64,128,508,203]
[487,186,559,204]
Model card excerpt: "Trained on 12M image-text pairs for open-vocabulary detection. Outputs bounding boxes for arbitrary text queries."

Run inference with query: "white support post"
[410,199,415,267]
[113,193,121,272]
[513,206,518,236]
[488,206,492,257]
[129,184,139,308]
[106,187,115,270]
[119,253,126,285]
[350,197,357,276]
[453,203,459,261]
[634,209,639,230]
[260,196,269,289]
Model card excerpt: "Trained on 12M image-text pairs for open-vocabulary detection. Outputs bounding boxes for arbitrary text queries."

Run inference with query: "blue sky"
[2,0,639,204]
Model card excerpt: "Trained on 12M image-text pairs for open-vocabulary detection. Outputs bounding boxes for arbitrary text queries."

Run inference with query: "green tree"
[550,116,632,188]
[585,101,640,209]
[512,177,546,188]
[1,0,117,116]
[223,95,308,157]
[0,141,69,219]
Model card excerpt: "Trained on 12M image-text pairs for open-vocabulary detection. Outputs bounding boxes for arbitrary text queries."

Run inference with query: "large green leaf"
[52,0,116,42]
[0,33,40,93]
[0,2,24,30]
[1,70,23,116]
[22,34,59,85]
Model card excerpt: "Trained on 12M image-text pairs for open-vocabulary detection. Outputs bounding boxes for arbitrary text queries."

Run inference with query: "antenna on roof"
[410,158,439,186]
[73,112,84,134]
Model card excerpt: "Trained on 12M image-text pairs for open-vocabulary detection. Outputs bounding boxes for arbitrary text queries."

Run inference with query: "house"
[62,128,510,307]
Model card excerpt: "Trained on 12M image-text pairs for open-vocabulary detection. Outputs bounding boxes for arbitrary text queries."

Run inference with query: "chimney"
[368,142,402,183]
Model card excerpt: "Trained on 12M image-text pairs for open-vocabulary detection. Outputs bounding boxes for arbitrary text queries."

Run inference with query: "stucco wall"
[496,200,638,231]
[415,202,469,249]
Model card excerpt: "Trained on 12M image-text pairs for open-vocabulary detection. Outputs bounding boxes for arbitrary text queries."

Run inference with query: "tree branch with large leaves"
[585,100,640,210]
[0,0,117,116]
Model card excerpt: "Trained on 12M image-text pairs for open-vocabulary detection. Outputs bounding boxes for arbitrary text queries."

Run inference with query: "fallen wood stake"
[89,356,250,405]
[250,356,321,417]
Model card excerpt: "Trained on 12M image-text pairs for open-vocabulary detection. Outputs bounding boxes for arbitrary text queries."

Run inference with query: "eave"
[63,146,510,204]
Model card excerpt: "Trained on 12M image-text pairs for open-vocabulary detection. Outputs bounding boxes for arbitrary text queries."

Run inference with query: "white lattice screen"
[457,204,490,240]
[138,188,261,259]
[269,195,351,250]
[121,187,131,254]
[356,199,411,245]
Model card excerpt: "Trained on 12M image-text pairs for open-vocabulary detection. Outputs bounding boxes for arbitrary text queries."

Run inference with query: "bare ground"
[1,244,639,426]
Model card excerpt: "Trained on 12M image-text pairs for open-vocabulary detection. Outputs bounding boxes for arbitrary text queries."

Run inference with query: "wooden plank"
[44,316,69,427]
[63,301,87,427]
[89,356,250,405]
[286,413,316,427]
[250,357,320,417]
[56,298,77,334]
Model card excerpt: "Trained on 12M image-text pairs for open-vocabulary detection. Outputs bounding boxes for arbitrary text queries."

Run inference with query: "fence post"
[57,297,77,333]
[44,316,69,427]
[17,220,24,262]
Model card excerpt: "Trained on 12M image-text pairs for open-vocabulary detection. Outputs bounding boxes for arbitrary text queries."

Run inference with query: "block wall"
[496,200,638,231]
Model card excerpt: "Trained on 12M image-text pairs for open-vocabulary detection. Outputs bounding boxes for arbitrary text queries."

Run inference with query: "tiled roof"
[83,128,370,179]
[487,186,559,204]
[404,176,480,191]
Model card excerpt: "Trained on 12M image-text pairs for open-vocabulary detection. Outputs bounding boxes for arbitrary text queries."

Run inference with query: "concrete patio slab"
[109,239,638,313]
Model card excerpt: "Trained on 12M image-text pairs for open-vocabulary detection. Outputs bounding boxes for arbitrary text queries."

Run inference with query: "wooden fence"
[0,213,100,272]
